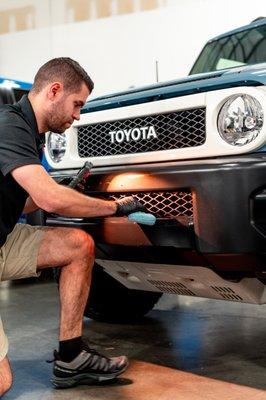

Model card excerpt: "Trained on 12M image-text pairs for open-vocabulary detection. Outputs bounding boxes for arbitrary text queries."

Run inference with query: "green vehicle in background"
[190,17,266,74]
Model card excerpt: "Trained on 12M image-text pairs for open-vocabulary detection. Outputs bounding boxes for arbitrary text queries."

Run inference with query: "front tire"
[84,264,162,323]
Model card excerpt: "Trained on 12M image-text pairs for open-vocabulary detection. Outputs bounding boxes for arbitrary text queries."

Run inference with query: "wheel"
[84,263,162,323]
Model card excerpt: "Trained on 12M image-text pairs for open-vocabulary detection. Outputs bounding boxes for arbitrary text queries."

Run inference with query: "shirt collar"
[17,94,41,140]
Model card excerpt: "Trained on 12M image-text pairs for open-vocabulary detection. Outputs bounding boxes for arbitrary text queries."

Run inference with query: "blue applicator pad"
[128,212,156,226]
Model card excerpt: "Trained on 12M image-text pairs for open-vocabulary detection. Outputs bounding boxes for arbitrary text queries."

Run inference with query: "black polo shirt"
[0,95,44,247]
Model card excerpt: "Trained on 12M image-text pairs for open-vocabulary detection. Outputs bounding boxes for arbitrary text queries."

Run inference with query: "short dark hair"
[30,57,94,94]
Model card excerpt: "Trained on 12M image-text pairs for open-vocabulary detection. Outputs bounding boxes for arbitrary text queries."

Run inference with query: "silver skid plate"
[96,259,266,304]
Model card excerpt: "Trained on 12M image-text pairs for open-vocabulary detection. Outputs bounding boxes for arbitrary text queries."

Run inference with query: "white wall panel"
[0,0,265,96]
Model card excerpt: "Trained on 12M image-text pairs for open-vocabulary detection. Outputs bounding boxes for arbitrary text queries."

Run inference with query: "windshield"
[190,23,266,75]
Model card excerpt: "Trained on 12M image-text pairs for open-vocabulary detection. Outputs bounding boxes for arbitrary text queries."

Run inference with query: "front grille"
[99,191,193,220]
[78,107,206,157]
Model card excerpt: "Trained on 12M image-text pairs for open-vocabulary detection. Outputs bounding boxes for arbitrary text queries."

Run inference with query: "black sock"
[59,336,82,362]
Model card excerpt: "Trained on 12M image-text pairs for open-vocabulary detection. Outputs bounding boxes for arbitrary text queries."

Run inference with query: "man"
[0,57,145,395]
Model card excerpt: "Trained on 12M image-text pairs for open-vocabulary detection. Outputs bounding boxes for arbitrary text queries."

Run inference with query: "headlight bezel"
[47,132,67,163]
[217,93,264,147]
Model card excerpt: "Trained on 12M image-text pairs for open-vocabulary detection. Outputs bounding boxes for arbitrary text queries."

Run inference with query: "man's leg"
[0,226,93,393]
[36,227,94,340]
[1,224,128,389]
[0,315,11,396]
[0,357,12,396]
[37,226,128,388]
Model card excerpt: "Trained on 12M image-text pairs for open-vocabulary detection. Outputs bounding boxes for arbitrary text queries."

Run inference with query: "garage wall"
[0,0,265,96]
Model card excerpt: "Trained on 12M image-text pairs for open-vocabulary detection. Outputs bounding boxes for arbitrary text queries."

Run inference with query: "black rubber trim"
[49,154,266,253]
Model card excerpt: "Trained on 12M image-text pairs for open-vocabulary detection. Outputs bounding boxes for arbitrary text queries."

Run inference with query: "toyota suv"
[39,18,266,322]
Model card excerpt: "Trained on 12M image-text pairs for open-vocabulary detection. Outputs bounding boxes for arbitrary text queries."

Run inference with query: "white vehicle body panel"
[45,86,266,169]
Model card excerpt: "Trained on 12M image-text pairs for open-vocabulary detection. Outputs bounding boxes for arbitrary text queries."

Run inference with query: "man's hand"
[115,196,146,216]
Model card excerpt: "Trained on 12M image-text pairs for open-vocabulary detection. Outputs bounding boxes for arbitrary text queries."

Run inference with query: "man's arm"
[12,164,117,217]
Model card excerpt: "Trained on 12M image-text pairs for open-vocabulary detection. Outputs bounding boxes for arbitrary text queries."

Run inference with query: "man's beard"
[45,100,70,133]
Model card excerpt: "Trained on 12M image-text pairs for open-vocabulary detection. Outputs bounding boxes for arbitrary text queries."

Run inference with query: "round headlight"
[47,132,67,163]
[217,94,263,146]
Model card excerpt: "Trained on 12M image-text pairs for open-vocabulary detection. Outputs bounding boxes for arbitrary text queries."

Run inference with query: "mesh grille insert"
[100,191,193,219]
[78,108,206,157]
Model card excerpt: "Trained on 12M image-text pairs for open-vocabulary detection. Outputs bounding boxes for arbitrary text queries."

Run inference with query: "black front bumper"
[48,154,266,259]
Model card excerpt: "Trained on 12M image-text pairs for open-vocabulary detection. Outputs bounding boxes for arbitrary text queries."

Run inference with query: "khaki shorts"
[0,223,45,361]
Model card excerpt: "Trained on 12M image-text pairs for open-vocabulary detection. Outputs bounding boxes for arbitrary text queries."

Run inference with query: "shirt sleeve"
[0,120,42,176]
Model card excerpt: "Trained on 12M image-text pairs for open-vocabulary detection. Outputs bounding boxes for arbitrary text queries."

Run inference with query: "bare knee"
[67,229,95,261]
[58,229,95,280]
[38,227,95,270]
[62,229,95,269]
[0,358,13,396]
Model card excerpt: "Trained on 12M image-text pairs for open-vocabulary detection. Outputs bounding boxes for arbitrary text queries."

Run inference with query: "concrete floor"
[0,278,265,400]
